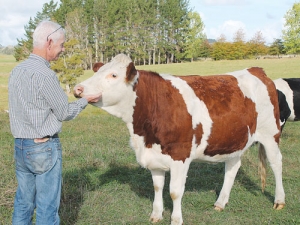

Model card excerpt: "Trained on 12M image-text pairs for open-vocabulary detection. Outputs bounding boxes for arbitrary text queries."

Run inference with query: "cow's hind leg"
[214,157,241,211]
[150,170,165,223]
[259,142,285,209]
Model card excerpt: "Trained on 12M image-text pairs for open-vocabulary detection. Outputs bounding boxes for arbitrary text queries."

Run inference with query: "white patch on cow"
[225,69,257,100]
[274,78,295,121]
[226,69,279,140]
[128,131,172,171]
[161,73,213,153]
[79,55,138,123]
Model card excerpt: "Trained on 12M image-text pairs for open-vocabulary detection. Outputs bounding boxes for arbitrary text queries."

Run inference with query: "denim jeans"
[12,137,62,225]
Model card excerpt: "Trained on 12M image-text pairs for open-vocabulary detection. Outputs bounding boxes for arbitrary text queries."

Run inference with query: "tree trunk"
[158,49,161,64]
[65,84,70,94]
[148,51,151,65]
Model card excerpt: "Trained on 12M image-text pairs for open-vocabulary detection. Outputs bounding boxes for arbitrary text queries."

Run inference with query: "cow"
[274,78,300,130]
[74,54,285,225]
[92,62,104,72]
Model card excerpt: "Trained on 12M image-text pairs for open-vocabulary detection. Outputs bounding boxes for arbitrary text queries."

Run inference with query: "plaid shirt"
[8,54,88,138]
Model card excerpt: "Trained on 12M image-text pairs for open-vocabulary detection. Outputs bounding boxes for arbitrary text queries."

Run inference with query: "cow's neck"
[102,91,137,123]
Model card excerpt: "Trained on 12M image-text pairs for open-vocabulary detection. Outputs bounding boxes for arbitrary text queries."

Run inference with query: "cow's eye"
[112,73,117,78]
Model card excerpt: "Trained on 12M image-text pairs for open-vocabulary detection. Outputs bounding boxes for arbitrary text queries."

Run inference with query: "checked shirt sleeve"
[40,73,88,121]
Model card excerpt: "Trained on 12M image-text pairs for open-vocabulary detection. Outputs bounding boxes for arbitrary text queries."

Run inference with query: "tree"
[211,34,230,60]
[51,39,85,93]
[64,8,91,69]
[185,11,205,62]
[269,39,286,56]
[14,0,58,61]
[14,18,35,61]
[230,28,247,60]
[282,2,300,54]
[198,39,212,59]
[247,31,268,58]
[158,0,190,63]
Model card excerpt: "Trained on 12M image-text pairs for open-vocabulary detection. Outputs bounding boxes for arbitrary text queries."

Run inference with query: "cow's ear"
[126,62,137,83]
[92,62,104,72]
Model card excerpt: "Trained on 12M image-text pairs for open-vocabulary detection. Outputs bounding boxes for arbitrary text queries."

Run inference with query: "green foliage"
[282,2,300,54]
[51,39,85,93]
[198,39,212,59]
[13,18,35,61]
[211,36,231,60]
[247,31,268,57]
[11,0,300,66]
[269,39,286,56]
[211,30,269,60]
[13,0,58,61]
[185,12,206,61]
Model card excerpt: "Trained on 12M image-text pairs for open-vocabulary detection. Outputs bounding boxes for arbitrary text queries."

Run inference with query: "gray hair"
[33,20,65,48]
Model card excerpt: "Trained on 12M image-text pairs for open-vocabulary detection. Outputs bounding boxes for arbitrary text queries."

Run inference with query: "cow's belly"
[194,129,256,162]
[194,147,248,163]
[129,130,256,169]
[130,134,175,170]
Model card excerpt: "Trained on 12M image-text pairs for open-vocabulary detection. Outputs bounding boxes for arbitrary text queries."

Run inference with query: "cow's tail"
[258,143,267,192]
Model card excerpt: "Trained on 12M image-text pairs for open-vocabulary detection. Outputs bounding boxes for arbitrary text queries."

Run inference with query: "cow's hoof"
[150,216,162,223]
[273,203,285,210]
[171,216,183,225]
[214,206,223,211]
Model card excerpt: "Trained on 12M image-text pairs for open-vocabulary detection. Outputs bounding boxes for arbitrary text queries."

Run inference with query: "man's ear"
[47,39,53,49]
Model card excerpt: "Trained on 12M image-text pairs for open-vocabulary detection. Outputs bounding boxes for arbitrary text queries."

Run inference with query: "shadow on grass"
[59,161,275,224]
[59,166,99,225]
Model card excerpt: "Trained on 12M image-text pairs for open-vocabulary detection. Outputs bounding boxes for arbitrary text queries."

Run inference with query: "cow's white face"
[75,54,138,109]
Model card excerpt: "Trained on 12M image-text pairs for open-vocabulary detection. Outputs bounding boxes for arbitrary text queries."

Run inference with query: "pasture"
[1,54,300,224]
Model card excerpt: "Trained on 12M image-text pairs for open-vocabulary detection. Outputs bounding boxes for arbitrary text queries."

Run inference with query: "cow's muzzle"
[73,85,84,98]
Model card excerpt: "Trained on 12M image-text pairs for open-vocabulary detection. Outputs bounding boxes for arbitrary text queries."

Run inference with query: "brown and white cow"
[74,54,285,225]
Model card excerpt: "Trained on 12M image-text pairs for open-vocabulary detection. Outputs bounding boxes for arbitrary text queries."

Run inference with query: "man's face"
[48,36,65,61]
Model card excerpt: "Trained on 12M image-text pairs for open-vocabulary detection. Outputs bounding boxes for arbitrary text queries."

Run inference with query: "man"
[8,20,101,225]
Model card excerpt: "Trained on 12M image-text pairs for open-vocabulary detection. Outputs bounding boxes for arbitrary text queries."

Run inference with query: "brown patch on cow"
[194,123,203,147]
[180,75,257,156]
[133,71,259,160]
[247,67,281,143]
[92,62,104,72]
[132,70,193,161]
[126,62,138,83]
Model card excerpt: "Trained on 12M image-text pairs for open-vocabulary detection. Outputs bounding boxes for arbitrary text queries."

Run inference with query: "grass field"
[1,54,300,224]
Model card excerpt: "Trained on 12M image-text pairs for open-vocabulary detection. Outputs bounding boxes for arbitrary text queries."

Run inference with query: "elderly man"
[8,20,101,225]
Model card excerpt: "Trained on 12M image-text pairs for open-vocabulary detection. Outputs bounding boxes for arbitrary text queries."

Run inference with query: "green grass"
[1,54,300,224]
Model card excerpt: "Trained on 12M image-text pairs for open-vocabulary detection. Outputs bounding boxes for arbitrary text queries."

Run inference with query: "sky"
[0,0,297,46]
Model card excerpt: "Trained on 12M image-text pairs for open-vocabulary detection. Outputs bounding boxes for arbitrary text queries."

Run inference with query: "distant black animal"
[274,78,300,130]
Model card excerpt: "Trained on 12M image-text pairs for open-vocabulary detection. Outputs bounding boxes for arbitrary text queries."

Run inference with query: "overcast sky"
[0,0,296,46]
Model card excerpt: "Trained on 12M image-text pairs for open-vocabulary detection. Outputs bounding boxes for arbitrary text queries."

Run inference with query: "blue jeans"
[12,137,62,225]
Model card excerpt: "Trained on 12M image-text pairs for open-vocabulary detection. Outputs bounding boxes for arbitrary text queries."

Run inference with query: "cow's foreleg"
[150,169,165,223]
[214,157,241,211]
[169,160,191,225]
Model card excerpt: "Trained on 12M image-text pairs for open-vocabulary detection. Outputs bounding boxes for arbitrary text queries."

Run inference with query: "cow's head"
[74,54,138,108]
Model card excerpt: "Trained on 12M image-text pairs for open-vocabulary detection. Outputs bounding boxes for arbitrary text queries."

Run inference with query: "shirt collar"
[29,53,51,68]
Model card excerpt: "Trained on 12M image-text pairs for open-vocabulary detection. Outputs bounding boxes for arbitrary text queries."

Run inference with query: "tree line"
[12,0,300,91]
[14,0,205,66]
